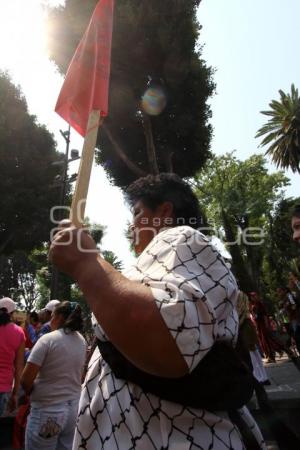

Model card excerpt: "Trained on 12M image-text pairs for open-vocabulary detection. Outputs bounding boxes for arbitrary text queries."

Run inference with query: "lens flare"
[141,86,167,116]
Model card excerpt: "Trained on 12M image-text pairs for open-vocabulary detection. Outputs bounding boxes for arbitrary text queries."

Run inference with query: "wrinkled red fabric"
[55,0,114,136]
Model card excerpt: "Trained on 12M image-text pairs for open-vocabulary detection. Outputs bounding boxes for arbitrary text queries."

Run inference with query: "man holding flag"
[50,1,266,449]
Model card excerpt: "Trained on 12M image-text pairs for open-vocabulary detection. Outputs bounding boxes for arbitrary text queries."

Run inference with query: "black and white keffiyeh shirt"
[73,226,266,450]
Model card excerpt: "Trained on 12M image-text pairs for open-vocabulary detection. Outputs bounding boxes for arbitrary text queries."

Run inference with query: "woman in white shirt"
[21,301,87,450]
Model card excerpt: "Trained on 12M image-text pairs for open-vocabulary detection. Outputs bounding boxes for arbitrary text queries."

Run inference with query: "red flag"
[55,0,114,137]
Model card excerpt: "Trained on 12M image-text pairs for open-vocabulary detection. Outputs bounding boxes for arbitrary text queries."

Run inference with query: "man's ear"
[157,201,175,221]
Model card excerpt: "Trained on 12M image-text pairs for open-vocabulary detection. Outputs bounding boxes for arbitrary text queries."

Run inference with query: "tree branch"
[103,125,147,178]
[142,114,159,175]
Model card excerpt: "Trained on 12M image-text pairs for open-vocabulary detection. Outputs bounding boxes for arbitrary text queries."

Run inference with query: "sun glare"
[0,1,68,136]
[0,1,48,72]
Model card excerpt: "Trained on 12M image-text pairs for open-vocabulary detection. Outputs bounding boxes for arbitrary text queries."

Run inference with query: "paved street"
[265,356,300,405]
[1,356,299,449]
[250,356,300,449]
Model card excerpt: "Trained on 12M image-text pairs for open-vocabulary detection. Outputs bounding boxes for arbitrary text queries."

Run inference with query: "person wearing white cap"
[0,297,25,417]
[37,300,61,339]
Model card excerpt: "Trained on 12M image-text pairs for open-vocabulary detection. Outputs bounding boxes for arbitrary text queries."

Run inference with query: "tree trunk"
[266,213,286,285]
[221,210,255,292]
[163,147,174,173]
[241,215,261,291]
[142,114,159,175]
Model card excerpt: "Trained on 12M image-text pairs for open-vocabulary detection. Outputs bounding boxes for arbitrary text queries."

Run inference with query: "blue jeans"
[25,399,79,450]
[0,392,9,417]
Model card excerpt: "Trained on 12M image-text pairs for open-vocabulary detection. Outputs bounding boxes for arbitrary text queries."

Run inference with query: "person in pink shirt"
[0,297,25,416]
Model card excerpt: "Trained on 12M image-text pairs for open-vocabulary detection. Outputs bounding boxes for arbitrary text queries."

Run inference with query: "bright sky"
[0,0,298,267]
[199,0,299,197]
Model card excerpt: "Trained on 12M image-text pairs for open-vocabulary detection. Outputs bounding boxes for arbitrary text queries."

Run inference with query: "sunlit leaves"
[256,84,300,173]
[194,152,289,230]
[193,153,290,291]
[0,72,62,255]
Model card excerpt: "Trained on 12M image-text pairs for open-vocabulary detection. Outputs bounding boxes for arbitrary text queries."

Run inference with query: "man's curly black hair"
[125,173,203,229]
[292,204,300,219]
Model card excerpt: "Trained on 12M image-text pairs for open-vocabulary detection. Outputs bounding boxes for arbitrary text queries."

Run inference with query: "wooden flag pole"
[70,110,102,227]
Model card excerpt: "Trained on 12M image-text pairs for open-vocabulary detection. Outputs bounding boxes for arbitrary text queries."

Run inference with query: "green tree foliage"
[0,72,62,255]
[102,250,123,271]
[47,0,215,187]
[0,72,66,301]
[0,252,37,310]
[263,197,300,289]
[256,84,300,172]
[193,153,289,292]
[6,252,39,311]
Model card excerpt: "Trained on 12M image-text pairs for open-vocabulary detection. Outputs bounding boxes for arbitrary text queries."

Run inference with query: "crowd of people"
[247,286,300,365]
[236,286,300,390]
[0,297,87,449]
[0,174,300,450]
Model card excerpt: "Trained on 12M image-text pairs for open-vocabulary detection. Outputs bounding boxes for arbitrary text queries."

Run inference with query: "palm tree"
[256,84,300,172]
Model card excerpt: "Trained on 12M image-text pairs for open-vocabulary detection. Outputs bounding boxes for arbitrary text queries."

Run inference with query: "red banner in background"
[55,0,114,137]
